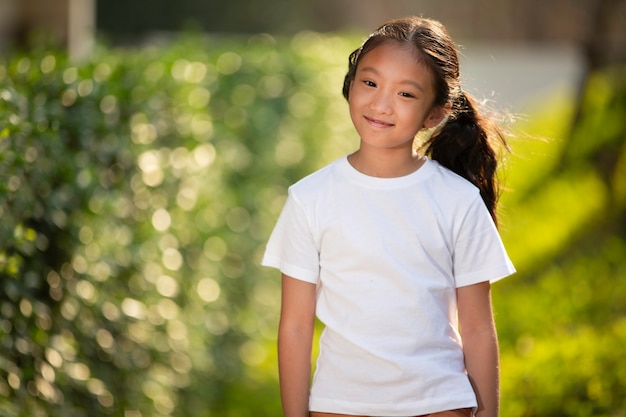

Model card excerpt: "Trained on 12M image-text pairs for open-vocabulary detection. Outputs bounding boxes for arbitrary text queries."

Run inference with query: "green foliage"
[1,32,625,416]
[0,33,355,416]
[495,67,626,416]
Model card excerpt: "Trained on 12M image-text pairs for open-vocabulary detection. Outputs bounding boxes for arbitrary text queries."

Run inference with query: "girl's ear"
[424,102,451,129]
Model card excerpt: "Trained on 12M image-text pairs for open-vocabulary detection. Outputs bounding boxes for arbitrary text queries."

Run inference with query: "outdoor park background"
[0,0,625,416]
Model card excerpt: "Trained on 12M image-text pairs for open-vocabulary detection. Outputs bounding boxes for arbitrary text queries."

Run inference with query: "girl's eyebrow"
[359,66,425,93]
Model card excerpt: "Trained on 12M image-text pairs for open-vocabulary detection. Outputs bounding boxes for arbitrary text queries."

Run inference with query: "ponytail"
[422,92,509,225]
[341,17,511,225]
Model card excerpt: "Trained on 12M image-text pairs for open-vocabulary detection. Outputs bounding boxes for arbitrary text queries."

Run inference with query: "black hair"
[343,16,509,225]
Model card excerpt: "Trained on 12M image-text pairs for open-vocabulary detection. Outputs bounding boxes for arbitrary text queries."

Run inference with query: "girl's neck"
[348,148,426,178]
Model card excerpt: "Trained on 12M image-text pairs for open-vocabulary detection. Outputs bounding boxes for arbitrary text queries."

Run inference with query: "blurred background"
[0,0,625,416]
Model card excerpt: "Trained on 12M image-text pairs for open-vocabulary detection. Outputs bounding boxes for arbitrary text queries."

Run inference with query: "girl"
[263,16,515,417]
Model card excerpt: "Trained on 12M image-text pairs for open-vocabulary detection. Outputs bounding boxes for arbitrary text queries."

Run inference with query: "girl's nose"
[370,90,393,114]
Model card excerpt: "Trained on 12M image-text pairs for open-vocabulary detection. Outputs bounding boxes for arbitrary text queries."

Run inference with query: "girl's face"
[348,41,446,152]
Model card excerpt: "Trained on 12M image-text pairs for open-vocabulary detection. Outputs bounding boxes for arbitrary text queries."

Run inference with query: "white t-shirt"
[262,156,515,416]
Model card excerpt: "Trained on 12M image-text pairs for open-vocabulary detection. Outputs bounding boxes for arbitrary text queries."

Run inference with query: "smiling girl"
[263,16,515,417]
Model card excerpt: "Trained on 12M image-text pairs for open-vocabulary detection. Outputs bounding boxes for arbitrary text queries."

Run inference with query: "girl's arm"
[457,281,499,417]
[278,273,317,417]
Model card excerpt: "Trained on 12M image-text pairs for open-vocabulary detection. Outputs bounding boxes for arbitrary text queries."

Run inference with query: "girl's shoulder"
[427,160,479,194]
[288,157,343,195]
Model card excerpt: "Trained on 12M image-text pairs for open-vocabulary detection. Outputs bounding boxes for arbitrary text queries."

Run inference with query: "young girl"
[263,16,515,417]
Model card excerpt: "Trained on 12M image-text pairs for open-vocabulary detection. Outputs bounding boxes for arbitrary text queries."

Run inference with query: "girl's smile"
[364,115,394,128]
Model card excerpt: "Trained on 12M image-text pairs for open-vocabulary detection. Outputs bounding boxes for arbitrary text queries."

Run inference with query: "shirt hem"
[309,396,477,416]
[456,263,516,287]
[261,255,318,284]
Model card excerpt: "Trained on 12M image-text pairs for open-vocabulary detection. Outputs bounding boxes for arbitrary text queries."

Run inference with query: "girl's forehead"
[359,41,427,67]
[357,41,431,73]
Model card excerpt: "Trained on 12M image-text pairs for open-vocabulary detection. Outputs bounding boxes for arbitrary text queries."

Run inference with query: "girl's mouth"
[364,115,394,128]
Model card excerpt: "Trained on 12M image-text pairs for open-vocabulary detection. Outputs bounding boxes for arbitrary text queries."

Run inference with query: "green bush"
[0,33,355,417]
[495,67,626,416]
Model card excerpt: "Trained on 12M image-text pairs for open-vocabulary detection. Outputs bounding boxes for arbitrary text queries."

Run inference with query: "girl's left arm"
[457,281,499,417]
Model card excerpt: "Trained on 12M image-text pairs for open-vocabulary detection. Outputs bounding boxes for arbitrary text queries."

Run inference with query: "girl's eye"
[400,92,415,98]
[364,80,376,87]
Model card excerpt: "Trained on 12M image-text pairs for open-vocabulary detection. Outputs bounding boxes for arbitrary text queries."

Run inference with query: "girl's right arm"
[278,273,317,417]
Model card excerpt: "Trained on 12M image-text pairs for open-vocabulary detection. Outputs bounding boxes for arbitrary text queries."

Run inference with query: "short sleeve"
[261,189,320,283]
[453,195,516,287]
